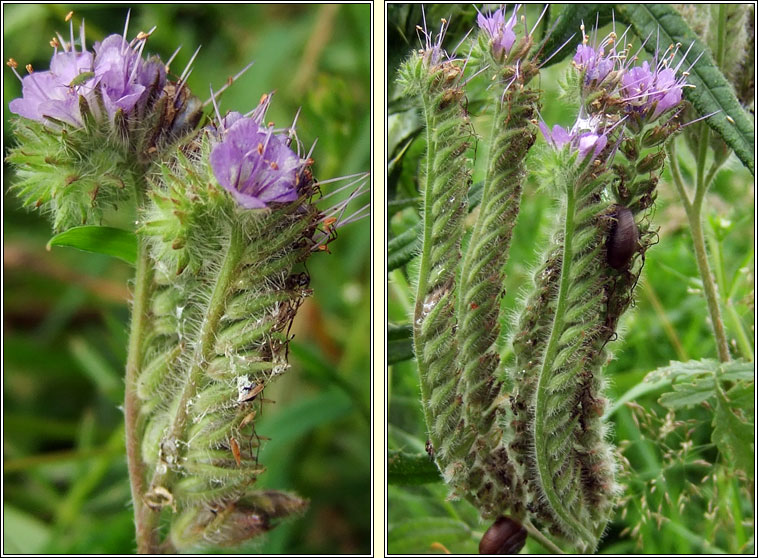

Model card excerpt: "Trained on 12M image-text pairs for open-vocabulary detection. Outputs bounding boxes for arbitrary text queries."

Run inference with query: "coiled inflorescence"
[503,21,692,550]
[137,97,327,548]
[398,16,474,490]
[7,11,368,550]
[398,9,694,553]
[454,5,544,519]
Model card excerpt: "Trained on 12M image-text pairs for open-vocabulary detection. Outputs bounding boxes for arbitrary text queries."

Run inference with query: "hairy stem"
[125,187,159,554]
[523,518,565,554]
[532,184,595,548]
[668,135,731,362]
[148,223,246,496]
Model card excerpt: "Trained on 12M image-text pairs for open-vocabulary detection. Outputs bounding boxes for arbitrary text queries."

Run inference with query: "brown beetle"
[479,516,527,554]
[606,205,639,270]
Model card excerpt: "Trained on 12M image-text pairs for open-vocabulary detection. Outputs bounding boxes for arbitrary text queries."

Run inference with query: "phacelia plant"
[6,10,368,554]
[388,4,753,555]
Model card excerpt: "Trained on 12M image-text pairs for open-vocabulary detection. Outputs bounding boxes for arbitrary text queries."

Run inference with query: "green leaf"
[68,336,123,405]
[720,360,755,382]
[605,377,669,418]
[2,504,52,553]
[713,381,754,477]
[388,324,414,364]
[615,4,755,174]
[537,4,612,67]
[46,226,137,265]
[388,450,441,485]
[643,358,719,383]
[388,222,422,272]
[659,376,714,409]
[388,516,472,554]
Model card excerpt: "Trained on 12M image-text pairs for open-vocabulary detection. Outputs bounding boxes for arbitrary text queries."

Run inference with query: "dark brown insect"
[479,516,527,554]
[425,439,435,461]
[606,205,639,270]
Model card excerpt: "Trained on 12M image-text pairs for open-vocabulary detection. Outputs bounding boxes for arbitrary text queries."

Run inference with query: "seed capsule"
[606,205,638,270]
[479,516,527,554]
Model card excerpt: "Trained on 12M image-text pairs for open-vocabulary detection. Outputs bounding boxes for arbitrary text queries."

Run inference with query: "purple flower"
[210,117,302,209]
[572,23,625,88]
[621,59,685,119]
[539,118,608,160]
[477,6,519,59]
[93,35,165,118]
[573,43,614,84]
[9,51,94,126]
[416,11,452,68]
[8,13,167,127]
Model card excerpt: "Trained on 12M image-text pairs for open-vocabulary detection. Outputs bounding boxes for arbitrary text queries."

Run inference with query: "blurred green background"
[388,4,754,555]
[4,3,370,554]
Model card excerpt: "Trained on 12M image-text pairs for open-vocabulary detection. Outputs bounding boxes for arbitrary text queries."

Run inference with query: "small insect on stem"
[606,205,639,270]
[479,516,527,554]
[425,439,435,461]
[237,375,265,404]
[230,436,242,467]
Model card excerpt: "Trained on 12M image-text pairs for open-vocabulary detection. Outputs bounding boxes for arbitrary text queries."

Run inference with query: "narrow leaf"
[388,222,422,272]
[615,4,755,174]
[388,450,442,485]
[388,324,414,365]
[46,226,137,265]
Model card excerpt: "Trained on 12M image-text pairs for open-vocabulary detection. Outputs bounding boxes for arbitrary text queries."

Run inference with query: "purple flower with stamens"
[210,117,302,209]
[9,50,94,126]
[573,43,614,84]
[621,60,684,119]
[93,35,165,118]
[477,6,518,59]
[9,13,167,127]
[539,119,608,160]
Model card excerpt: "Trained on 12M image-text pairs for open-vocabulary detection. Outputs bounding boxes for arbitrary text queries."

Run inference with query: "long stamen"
[529,4,549,37]
[174,67,193,105]
[336,203,370,227]
[80,18,87,53]
[68,12,76,54]
[202,60,255,108]
[6,58,24,83]
[56,32,68,52]
[178,45,202,84]
[165,45,182,73]
[122,9,132,54]
[315,171,368,193]
[538,32,577,69]
[209,85,222,123]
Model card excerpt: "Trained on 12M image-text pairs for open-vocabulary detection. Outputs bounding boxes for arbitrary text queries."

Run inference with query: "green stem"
[532,185,595,547]
[125,187,159,553]
[523,518,565,554]
[725,300,753,360]
[148,223,246,494]
[668,135,731,362]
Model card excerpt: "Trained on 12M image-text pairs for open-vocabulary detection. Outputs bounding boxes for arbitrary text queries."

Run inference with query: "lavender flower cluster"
[7,13,308,211]
[8,15,164,127]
